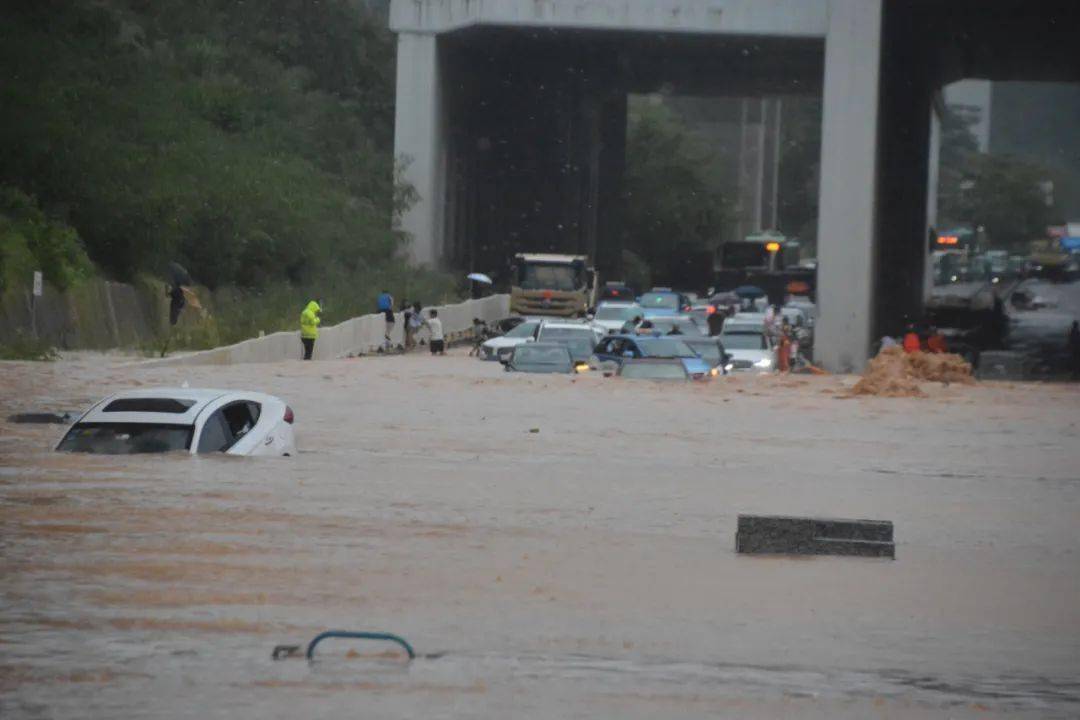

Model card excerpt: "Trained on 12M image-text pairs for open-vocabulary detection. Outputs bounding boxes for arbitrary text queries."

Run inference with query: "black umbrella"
[168,262,192,288]
[734,285,766,299]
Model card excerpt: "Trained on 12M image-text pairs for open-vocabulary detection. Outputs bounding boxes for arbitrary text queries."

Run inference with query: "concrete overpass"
[390,0,1080,371]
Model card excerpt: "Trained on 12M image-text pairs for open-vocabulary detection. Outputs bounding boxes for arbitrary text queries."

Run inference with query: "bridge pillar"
[814,0,883,372]
[393,32,445,266]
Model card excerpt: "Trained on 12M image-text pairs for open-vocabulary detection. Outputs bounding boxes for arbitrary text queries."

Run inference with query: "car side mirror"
[525,337,535,343]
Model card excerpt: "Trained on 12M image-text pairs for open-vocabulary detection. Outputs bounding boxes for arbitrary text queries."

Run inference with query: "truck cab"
[510,253,597,317]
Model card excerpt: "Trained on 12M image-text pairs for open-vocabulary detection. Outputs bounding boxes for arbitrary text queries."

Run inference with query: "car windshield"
[620,362,687,380]
[637,338,696,358]
[505,321,539,338]
[684,340,722,363]
[512,345,572,369]
[721,332,768,350]
[57,422,193,454]
[595,305,638,321]
[539,326,592,341]
[519,263,578,291]
[649,318,702,335]
[548,337,595,359]
[639,292,679,310]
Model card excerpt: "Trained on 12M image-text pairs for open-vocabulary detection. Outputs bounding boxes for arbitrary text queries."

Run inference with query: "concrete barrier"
[736,515,895,558]
[143,294,510,367]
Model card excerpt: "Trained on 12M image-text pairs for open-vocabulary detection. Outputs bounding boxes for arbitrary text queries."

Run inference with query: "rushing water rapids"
[2,353,1079,718]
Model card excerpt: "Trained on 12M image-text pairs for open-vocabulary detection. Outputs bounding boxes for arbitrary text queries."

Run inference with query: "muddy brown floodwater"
[2,351,1080,718]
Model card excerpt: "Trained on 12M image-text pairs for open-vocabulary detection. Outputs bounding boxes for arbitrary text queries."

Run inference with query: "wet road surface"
[2,353,1080,718]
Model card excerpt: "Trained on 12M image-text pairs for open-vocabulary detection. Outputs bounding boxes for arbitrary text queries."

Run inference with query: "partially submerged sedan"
[56,388,296,456]
[503,343,577,374]
[616,358,691,381]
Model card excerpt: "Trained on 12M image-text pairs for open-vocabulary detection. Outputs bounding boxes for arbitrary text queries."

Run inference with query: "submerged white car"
[479,319,542,361]
[719,330,775,372]
[592,302,642,335]
[56,388,297,456]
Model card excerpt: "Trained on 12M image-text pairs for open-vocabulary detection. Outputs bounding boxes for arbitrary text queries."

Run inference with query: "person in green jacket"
[300,299,322,360]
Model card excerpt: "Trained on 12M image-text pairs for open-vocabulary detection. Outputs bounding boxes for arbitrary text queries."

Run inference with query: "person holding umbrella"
[467,272,493,299]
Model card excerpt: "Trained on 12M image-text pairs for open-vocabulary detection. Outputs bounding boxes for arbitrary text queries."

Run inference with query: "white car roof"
[78,388,278,426]
[539,320,592,328]
[596,301,639,308]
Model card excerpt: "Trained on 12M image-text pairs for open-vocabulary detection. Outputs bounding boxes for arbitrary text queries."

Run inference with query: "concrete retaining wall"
[1,279,160,349]
[145,294,509,367]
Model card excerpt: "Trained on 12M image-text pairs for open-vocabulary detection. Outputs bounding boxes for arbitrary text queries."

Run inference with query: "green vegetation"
[0,187,92,294]
[622,97,726,284]
[151,268,460,352]
[938,107,1062,250]
[1,0,456,353]
[0,331,59,361]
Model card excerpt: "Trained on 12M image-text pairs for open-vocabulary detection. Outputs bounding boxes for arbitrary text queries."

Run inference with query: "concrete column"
[925,98,943,301]
[814,0,883,372]
[393,32,444,266]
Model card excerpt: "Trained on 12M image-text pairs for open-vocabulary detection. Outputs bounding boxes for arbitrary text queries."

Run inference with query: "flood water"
[2,354,1080,718]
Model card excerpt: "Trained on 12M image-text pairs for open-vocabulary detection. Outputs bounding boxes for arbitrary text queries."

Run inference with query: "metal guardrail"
[273,630,416,661]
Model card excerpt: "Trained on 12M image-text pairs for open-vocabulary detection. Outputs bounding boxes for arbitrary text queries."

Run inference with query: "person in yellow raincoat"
[300,300,322,360]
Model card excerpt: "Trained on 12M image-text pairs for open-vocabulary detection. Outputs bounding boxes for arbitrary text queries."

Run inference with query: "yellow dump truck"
[509,253,598,317]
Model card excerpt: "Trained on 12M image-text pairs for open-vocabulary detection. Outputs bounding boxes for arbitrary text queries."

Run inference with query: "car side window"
[197,410,233,453]
[223,401,260,439]
[197,401,260,454]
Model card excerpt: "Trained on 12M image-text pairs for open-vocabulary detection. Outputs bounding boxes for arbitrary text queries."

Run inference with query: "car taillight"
[707,305,716,315]
[284,406,294,424]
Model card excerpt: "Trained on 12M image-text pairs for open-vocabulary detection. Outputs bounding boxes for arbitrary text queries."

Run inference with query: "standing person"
[777,319,793,372]
[902,324,922,353]
[1069,320,1080,379]
[408,301,424,349]
[425,309,445,355]
[927,327,948,354]
[469,317,489,356]
[300,299,322,360]
[377,289,394,350]
[402,299,414,351]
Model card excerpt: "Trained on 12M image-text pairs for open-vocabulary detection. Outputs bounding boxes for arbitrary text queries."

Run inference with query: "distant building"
[945,80,1080,218]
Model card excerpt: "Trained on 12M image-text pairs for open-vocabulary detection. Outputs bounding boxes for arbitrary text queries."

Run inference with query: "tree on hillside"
[622,97,725,282]
[777,97,822,256]
[937,106,982,226]
[0,1,402,289]
[960,155,1057,250]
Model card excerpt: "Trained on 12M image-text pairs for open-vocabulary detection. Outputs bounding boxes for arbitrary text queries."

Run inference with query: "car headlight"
[724,363,734,372]
[754,357,773,368]
[574,363,590,373]
[709,367,719,377]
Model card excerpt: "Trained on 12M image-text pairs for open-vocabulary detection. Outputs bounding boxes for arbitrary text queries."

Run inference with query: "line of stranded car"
[483,287,816,380]
[54,287,814,456]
